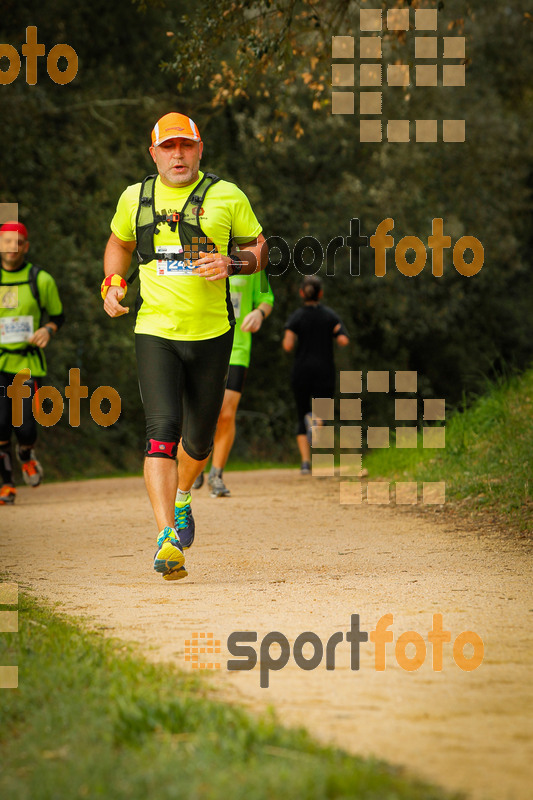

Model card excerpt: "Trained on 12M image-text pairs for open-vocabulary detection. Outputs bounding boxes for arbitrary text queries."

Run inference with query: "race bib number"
[230,291,242,319]
[0,286,18,309]
[156,245,196,276]
[0,315,34,344]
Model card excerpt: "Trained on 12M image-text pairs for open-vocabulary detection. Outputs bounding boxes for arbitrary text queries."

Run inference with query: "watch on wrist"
[45,325,54,336]
[230,256,243,276]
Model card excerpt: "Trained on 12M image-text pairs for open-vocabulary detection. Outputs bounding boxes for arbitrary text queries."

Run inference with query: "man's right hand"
[104,285,129,317]
[103,234,135,317]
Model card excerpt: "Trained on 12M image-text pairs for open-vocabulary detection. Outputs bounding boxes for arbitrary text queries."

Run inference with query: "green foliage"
[162,0,533,462]
[364,367,533,532]
[0,0,531,475]
[0,595,459,799]
[0,0,181,477]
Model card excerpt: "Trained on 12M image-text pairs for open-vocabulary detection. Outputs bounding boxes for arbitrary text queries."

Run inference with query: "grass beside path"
[364,368,533,533]
[0,595,459,800]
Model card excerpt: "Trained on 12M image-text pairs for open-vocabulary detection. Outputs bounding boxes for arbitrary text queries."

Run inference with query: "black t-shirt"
[284,304,344,378]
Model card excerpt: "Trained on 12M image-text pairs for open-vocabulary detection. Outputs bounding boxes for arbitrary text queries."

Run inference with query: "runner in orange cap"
[151,113,201,146]
[103,112,268,580]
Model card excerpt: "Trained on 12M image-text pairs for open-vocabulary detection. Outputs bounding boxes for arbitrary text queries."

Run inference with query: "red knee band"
[146,439,177,458]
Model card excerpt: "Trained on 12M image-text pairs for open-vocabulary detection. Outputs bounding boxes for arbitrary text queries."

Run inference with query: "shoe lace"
[175,503,191,530]
[157,525,181,549]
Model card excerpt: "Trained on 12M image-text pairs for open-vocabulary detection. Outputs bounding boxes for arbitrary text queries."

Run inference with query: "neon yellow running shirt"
[0,263,62,377]
[111,173,262,341]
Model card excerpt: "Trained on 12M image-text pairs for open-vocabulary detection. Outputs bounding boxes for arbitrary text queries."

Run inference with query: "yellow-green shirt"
[229,272,274,367]
[0,263,63,377]
[111,173,262,341]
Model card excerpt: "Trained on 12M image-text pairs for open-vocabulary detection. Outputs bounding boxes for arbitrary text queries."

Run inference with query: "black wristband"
[45,324,55,336]
[257,308,266,319]
[229,256,243,276]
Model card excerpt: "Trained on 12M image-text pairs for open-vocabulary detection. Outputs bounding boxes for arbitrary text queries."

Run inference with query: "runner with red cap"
[0,221,64,504]
[0,222,29,239]
[103,112,268,580]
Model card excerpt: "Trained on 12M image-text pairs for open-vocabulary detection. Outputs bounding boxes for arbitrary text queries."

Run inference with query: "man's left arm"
[194,233,268,282]
[194,186,268,281]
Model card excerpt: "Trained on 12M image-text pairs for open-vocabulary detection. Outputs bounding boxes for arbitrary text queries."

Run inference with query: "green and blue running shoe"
[174,493,195,549]
[154,526,187,581]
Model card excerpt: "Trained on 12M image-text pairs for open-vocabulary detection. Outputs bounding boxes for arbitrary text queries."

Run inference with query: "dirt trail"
[2,471,532,800]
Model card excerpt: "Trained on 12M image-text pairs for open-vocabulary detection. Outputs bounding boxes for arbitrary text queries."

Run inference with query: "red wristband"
[101,274,127,300]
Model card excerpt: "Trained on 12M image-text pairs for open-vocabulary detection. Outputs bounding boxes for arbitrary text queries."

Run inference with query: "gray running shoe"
[192,472,204,490]
[16,447,43,487]
[209,475,231,498]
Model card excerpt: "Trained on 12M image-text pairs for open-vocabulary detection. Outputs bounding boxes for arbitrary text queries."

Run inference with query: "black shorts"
[135,329,234,461]
[226,364,248,394]
[0,371,42,445]
[291,369,335,436]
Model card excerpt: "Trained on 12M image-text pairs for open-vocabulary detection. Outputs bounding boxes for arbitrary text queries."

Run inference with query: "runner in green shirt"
[0,222,64,504]
[193,271,274,497]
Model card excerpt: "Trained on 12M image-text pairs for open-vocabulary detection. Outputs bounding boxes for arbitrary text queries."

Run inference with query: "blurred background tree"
[1,0,531,475]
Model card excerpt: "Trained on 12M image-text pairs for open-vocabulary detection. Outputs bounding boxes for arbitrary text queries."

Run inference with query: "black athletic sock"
[0,444,14,486]
[17,445,33,463]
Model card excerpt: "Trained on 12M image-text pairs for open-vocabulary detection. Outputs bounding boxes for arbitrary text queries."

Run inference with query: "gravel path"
[2,470,532,799]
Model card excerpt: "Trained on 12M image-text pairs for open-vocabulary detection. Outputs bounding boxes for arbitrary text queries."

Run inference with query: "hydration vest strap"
[131,172,222,283]
[0,263,42,312]
[126,265,140,286]
[0,262,44,331]
[190,173,220,223]
[128,174,158,284]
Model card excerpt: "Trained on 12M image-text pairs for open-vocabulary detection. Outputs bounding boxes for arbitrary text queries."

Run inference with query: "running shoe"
[174,493,195,549]
[191,472,204,490]
[16,447,43,487]
[209,475,231,498]
[154,526,187,581]
[300,461,311,475]
[0,485,16,505]
[21,459,43,487]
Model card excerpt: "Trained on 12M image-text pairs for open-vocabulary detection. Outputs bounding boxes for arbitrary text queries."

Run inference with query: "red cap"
[0,221,28,239]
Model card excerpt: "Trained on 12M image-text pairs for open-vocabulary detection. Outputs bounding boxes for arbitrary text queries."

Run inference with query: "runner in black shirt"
[283,276,349,473]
